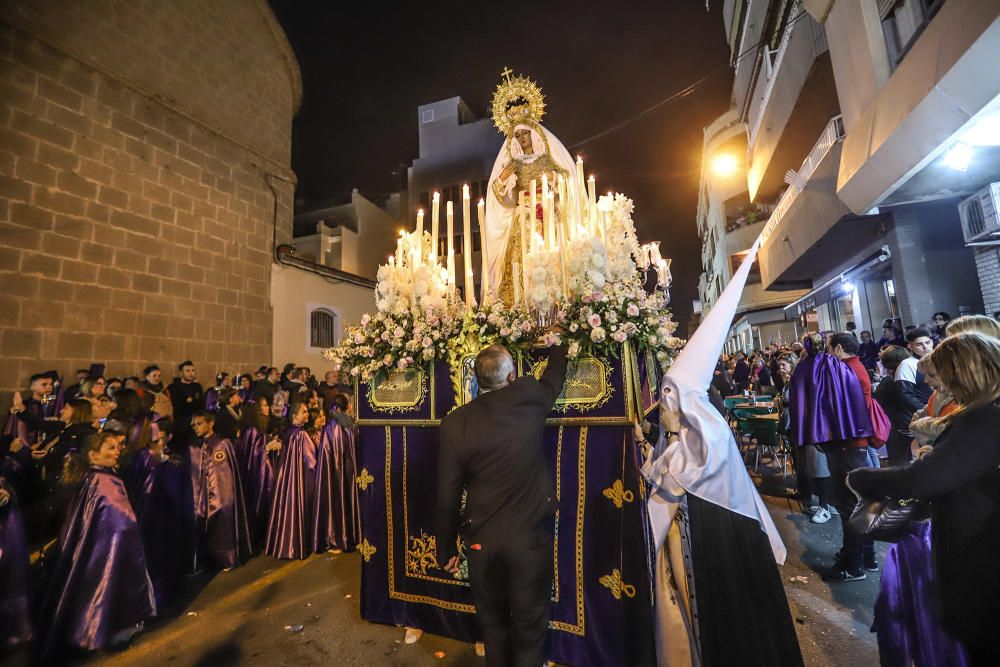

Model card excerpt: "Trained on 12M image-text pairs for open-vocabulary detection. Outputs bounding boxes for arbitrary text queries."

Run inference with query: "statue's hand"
[499,161,515,181]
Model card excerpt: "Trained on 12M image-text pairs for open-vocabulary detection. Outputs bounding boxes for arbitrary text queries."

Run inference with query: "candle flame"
[432,192,440,201]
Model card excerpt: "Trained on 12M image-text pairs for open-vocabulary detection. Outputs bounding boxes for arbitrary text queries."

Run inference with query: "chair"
[748,418,789,486]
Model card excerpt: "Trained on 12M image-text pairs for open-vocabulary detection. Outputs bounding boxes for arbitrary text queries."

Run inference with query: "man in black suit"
[436,343,568,667]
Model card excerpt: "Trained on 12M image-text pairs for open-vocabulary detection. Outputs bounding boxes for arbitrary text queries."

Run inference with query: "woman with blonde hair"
[944,314,1000,339]
[849,332,1000,664]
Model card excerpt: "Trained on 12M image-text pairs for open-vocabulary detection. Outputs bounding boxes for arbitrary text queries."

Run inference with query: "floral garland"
[326,194,683,382]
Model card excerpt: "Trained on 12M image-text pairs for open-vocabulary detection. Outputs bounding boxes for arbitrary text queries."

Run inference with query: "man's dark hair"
[282,362,296,374]
[883,324,898,335]
[29,372,49,384]
[143,365,160,376]
[845,321,856,330]
[192,410,215,423]
[178,360,194,371]
[932,311,951,321]
[905,327,931,343]
[879,345,911,371]
[829,332,859,355]
[291,367,305,381]
[332,394,349,412]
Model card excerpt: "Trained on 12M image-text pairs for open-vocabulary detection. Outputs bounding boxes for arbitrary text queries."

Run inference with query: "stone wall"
[0,1,300,394]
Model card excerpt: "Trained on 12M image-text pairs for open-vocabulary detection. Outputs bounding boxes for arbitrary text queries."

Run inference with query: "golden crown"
[490,68,545,137]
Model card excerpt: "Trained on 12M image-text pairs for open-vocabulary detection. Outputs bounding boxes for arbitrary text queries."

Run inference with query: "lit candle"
[558,175,570,243]
[462,185,474,307]
[397,234,404,264]
[388,254,395,268]
[587,175,596,220]
[512,261,521,305]
[541,175,549,246]
[431,192,440,262]
[415,209,424,266]
[446,200,455,296]
[558,219,569,299]
[546,191,555,250]
[576,156,587,220]
[478,198,488,302]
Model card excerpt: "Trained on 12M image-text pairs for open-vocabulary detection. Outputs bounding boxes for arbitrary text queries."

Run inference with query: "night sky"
[268,0,733,333]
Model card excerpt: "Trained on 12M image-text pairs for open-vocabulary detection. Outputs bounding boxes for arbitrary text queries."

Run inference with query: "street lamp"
[711,154,738,178]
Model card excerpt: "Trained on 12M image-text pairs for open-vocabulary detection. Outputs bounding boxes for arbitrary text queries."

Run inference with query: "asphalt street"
[3,474,881,667]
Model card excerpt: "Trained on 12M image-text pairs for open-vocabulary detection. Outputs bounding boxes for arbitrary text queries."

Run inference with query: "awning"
[783,246,891,320]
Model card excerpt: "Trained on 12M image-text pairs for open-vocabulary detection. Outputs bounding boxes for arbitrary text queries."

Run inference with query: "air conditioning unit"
[958,182,1000,244]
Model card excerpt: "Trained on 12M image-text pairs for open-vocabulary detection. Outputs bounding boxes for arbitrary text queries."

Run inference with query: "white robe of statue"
[484,122,580,298]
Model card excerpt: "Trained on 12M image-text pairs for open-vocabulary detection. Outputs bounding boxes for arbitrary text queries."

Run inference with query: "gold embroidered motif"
[602,479,634,509]
[356,468,375,492]
[406,531,439,575]
[368,368,427,414]
[359,538,377,563]
[531,356,613,413]
[599,568,636,600]
[212,450,226,463]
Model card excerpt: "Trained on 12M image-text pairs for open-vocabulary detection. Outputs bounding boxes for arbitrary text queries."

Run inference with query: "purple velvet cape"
[264,426,317,559]
[873,521,969,666]
[0,476,32,649]
[238,425,277,551]
[35,467,155,663]
[312,418,362,552]
[190,435,251,569]
[788,351,874,446]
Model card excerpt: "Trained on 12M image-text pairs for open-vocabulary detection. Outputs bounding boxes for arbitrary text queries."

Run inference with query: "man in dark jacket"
[436,343,568,667]
[169,361,204,447]
[251,367,280,405]
[732,352,751,393]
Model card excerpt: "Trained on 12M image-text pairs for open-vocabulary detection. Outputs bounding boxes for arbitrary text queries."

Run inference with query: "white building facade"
[699,0,995,351]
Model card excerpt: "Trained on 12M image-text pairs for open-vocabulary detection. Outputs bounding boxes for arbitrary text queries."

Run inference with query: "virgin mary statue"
[484,71,580,304]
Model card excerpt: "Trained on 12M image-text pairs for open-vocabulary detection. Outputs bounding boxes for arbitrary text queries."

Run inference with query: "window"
[310,309,336,348]
[881,0,945,69]
[421,109,434,124]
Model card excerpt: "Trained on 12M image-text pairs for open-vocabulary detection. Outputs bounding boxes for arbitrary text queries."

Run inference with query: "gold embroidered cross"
[501,66,513,80]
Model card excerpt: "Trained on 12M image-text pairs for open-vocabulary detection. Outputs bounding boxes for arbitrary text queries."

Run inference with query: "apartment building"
[699,0,996,351]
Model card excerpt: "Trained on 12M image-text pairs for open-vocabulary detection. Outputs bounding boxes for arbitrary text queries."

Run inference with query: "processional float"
[327,71,681,666]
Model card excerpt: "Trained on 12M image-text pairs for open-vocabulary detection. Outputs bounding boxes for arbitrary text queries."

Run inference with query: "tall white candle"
[518,192,529,298]
[587,175,596,225]
[512,261,521,306]
[576,156,587,225]
[431,192,440,262]
[462,185,474,307]
[415,209,424,266]
[446,200,455,296]
[477,198,488,302]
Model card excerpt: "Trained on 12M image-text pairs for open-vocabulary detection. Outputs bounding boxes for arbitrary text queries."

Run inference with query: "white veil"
[483,122,580,296]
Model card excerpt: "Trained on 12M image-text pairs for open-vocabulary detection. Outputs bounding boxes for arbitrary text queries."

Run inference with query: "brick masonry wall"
[0,16,297,394]
[974,247,1000,316]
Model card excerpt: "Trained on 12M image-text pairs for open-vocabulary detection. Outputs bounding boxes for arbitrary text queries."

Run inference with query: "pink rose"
[626,304,640,317]
[588,314,602,328]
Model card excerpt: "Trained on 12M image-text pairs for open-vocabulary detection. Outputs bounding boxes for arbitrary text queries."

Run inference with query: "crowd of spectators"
[716,312,1000,666]
[1,360,357,662]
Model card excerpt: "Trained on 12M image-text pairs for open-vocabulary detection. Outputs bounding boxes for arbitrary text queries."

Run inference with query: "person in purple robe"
[265,402,317,559]
[313,397,361,553]
[0,475,32,650]
[789,332,875,580]
[189,412,251,571]
[35,430,155,664]
[204,372,233,414]
[238,398,281,551]
[236,374,254,404]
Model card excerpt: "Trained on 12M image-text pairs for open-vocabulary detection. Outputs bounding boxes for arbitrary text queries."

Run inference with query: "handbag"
[868,399,891,447]
[848,496,927,543]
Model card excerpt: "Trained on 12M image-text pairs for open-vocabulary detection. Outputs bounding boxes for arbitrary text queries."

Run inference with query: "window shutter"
[310,310,336,348]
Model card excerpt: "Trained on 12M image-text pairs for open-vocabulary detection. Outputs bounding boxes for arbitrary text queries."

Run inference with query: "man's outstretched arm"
[539,345,569,409]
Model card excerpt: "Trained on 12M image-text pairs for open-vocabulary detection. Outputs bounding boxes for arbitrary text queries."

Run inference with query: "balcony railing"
[759,115,845,244]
